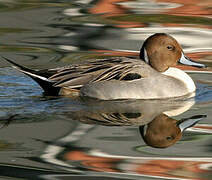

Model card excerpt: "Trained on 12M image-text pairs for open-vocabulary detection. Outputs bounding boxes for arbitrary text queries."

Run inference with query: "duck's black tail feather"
[2,56,61,95]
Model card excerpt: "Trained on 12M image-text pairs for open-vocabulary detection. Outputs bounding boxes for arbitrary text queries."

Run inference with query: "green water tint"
[110,14,212,26]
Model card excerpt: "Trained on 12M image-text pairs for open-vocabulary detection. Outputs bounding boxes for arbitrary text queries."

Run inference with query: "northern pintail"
[3,33,206,100]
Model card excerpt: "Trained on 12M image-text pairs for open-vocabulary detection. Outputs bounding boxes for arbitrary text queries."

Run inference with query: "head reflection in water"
[139,114,206,148]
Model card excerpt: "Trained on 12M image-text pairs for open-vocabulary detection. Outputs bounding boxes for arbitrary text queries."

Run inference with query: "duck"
[3,33,206,100]
[59,98,206,148]
[140,114,206,148]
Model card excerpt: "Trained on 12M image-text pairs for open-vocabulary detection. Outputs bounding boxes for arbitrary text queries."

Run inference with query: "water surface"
[0,0,212,179]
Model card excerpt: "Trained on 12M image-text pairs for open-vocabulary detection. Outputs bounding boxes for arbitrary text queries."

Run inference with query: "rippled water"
[0,0,212,179]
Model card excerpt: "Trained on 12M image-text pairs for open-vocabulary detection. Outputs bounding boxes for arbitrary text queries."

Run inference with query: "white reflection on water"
[125,27,212,53]
[118,0,181,14]
[63,8,84,16]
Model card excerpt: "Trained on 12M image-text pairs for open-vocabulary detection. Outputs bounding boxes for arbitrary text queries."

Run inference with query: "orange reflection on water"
[158,0,212,17]
[90,0,212,17]
[91,49,138,56]
[64,150,121,172]
[135,159,209,180]
[64,150,212,180]
[187,51,212,61]
[89,0,128,16]
[89,0,146,28]
[89,0,212,28]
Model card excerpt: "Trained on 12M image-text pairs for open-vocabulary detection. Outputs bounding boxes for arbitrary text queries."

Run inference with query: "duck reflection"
[69,98,206,148]
[140,114,206,148]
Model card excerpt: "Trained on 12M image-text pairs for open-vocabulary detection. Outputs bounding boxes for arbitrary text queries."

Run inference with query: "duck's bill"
[177,114,207,132]
[179,53,206,68]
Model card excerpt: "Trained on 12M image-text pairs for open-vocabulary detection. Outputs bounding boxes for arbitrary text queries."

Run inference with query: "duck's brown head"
[139,114,206,148]
[140,33,205,72]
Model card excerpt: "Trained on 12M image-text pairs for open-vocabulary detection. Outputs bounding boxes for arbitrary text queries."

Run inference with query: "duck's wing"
[3,56,154,95]
[49,57,153,89]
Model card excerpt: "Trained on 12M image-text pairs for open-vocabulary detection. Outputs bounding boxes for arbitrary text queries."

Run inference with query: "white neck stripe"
[144,48,149,64]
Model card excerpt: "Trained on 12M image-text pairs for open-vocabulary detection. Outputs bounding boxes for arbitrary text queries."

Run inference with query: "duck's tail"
[2,56,60,95]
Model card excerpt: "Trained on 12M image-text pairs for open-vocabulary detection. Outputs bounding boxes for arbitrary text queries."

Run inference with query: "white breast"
[162,67,196,93]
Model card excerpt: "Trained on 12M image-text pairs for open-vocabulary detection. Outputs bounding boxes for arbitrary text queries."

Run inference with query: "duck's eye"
[166,136,173,141]
[167,45,174,50]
